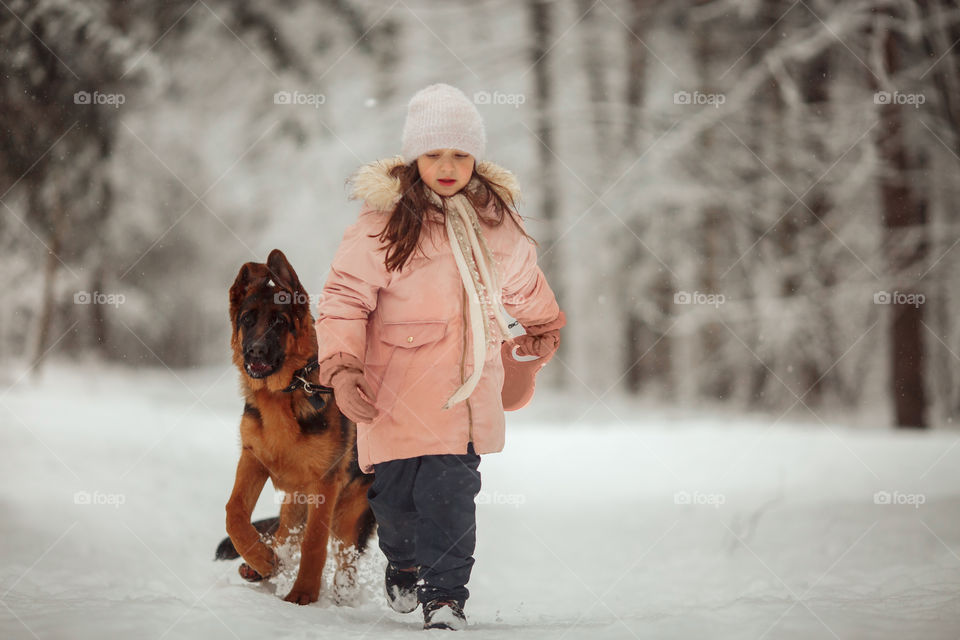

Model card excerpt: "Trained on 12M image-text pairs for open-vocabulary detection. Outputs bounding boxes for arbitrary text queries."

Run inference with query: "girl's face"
[417,149,474,197]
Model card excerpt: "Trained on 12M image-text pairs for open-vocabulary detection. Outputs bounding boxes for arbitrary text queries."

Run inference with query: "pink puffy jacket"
[314,158,565,473]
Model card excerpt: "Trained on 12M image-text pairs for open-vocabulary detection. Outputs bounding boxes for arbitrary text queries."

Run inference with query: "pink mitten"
[501,311,565,411]
[330,368,379,423]
[513,329,560,358]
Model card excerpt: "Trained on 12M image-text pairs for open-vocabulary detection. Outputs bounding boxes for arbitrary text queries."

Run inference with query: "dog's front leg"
[225,449,278,579]
[273,499,307,550]
[283,481,338,605]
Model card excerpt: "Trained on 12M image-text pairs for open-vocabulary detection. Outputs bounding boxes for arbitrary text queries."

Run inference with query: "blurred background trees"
[2,0,958,428]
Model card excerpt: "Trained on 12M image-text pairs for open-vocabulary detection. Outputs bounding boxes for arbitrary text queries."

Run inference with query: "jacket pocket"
[381,320,448,348]
[374,320,449,416]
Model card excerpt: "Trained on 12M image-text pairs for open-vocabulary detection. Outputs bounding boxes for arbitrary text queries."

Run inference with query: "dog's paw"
[242,546,279,579]
[330,569,360,606]
[283,587,319,606]
[238,563,265,582]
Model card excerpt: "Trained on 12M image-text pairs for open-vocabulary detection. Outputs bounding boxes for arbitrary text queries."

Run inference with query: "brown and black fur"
[217,248,375,605]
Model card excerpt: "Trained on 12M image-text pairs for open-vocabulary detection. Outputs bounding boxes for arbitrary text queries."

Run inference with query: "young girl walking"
[314,83,566,631]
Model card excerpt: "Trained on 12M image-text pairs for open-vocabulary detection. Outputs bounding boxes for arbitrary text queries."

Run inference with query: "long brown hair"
[373,161,538,273]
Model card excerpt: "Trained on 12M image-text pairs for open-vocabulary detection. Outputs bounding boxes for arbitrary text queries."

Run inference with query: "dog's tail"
[213,517,280,560]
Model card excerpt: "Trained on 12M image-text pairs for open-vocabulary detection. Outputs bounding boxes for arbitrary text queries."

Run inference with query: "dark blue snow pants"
[367,441,482,606]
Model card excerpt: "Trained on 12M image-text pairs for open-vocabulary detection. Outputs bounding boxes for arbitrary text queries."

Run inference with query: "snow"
[2,361,959,639]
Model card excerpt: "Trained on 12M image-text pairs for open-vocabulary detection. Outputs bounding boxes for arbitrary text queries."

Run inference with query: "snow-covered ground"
[2,361,959,639]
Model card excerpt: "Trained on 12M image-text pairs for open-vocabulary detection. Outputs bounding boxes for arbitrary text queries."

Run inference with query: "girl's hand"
[330,368,379,423]
[513,329,560,358]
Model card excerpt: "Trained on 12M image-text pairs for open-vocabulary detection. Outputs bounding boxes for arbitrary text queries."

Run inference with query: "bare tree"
[870,7,928,427]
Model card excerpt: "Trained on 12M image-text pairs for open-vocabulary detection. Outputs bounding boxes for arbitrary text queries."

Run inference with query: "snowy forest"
[4,1,960,638]
[3,0,959,427]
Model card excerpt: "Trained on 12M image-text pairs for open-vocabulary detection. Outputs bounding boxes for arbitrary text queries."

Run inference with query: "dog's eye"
[274,315,288,327]
[241,313,255,327]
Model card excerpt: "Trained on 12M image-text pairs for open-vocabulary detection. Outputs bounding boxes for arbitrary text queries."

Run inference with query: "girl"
[314,83,566,631]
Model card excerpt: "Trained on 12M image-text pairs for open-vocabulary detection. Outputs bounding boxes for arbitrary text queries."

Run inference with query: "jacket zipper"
[460,283,474,444]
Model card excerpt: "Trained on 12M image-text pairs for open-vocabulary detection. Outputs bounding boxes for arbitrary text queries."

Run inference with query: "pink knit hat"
[401,84,486,163]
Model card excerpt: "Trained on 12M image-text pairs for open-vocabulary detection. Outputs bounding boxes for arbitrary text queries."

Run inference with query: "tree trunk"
[578,0,611,168]
[874,16,928,428]
[31,195,65,377]
[622,0,672,397]
[527,0,559,275]
[798,49,834,405]
[622,0,648,154]
[917,0,960,424]
[693,11,729,401]
[527,0,564,388]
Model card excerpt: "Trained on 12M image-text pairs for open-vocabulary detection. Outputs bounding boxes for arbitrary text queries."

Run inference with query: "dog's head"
[229,249,312,380]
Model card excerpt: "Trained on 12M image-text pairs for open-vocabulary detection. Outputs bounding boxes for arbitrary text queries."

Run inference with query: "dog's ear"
[266,249,308,303]
[229,263,255,320]
[266,249,311,334]
[265,249,302,292]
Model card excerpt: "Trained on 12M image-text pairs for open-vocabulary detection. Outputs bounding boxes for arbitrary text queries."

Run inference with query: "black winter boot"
[422,598,467,630]
[385,562,420,613]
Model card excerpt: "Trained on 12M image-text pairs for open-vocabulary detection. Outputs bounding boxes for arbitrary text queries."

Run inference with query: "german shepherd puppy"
[217,249,375,605]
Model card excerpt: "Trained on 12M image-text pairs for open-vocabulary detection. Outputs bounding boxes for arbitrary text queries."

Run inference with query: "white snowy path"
[1,363,959,639]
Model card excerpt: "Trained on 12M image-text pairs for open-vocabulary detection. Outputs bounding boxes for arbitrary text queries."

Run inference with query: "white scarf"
[425,188,513,409]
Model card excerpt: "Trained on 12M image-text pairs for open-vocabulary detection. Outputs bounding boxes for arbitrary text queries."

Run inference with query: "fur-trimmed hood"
[347,155,521,212]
